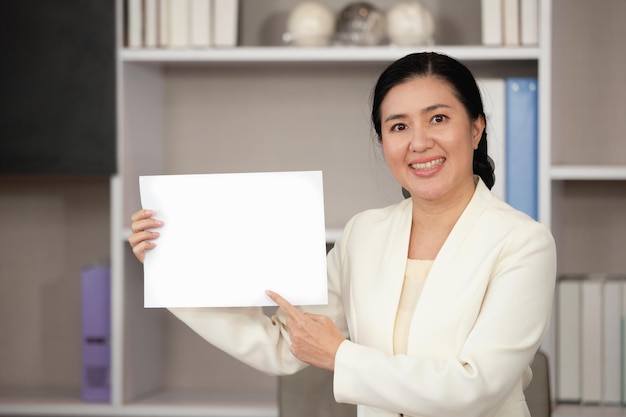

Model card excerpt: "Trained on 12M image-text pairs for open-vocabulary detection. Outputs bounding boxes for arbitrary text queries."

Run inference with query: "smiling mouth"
[410,157,445,170]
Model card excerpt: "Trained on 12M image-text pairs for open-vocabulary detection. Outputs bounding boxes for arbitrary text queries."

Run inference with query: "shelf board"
[0,404,276,417]
[551,165,626,180]
[120,46,541,64]
[126,390,278,416]
[121,227,344,243]
[0,390,277,417]
[553,404,626,417]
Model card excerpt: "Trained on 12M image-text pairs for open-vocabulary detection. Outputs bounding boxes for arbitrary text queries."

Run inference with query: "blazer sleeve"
[168,306,306,375]
[333,220,556,417]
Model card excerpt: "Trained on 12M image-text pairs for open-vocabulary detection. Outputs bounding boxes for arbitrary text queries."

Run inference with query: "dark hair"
[371,52,495,190]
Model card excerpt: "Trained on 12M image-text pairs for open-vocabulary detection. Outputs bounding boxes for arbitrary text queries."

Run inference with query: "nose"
[408,126,433,152]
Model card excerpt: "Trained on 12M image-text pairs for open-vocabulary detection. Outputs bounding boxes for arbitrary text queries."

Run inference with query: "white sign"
[139,171,328,308]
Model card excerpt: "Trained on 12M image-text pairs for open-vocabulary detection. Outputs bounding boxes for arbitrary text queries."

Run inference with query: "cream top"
[393,259,434,355]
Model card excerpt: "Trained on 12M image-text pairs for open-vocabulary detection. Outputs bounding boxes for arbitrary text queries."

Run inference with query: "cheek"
[381,139,403,164]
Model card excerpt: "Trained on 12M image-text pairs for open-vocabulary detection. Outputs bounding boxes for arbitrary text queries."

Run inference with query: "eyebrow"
[383,103,452,124]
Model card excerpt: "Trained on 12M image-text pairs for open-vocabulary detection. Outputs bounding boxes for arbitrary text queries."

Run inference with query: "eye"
[431,114,447,124]
[391,123,407,132]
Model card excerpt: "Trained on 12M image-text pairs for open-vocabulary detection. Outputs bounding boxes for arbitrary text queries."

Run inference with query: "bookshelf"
[549,1,626,416]
[2,0,625,416]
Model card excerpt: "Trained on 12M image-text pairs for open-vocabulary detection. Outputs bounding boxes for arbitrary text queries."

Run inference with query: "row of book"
[479,77,538,219]
[481,0,539,46]
[125,0,239,49]
[557,274,626,405]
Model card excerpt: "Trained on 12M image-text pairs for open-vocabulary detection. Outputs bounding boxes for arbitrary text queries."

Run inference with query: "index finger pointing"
[265,290,301,317]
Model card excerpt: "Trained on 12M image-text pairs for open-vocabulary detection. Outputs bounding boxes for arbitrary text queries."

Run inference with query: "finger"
[131,240,156,263]
[265,290,302,317]
[131,218,163,234]
[128,230,160,247]
[131,208,157,222]
[132,239,156,255]
[131,209,154,222]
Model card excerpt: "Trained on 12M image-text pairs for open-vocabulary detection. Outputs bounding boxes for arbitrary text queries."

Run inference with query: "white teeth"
[411,158,445,170]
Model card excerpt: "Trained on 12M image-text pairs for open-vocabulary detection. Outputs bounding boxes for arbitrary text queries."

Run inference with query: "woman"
[129,52,556,417]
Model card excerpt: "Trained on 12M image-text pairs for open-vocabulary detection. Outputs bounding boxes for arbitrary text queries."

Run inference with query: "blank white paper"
[139,171,328,308]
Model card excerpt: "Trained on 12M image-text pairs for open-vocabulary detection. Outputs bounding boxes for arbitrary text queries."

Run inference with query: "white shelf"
[0,404,276,417]
[553,404,626,417]
[551,165,626,180]
[120,45,541,64]
[121,227,345,244]
[0,389,276,416]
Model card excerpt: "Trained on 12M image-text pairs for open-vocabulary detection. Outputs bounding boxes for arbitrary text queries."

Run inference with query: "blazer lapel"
[358,199,413,354]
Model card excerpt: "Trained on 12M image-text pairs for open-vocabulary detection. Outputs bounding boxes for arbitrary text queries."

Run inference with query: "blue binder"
[505,77,538,219]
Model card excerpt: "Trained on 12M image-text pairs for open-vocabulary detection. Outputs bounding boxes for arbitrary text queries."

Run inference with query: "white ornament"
[286,2,335,47]
[386,2,435,46]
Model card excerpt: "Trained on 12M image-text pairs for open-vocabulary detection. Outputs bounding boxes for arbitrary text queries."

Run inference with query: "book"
[520,0,539,46]
[556,278,581,402]
[127,0,143,48]
[477,78,506,200]
[144,0,159,48]
[168,0,189,48]
[81,264,111,402]
[213,0,239,47]
[581,279,603,404]
[503,0,520,46]
[505,77,538,219]
[190,0,212,48]
[603,279,622,404]
[621,282,626,405]
[159,0,170,47]
[481,0,502,46]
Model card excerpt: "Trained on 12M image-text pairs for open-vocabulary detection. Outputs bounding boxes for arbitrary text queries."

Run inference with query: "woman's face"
[379,76,484,203]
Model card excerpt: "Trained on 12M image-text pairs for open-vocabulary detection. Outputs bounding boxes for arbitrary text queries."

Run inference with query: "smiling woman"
[129,52,556,417]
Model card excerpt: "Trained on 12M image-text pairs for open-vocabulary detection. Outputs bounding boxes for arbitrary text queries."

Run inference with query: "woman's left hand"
[266,290,345,371]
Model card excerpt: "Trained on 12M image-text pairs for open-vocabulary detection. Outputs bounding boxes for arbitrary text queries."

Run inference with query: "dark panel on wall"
[0,0,116,175]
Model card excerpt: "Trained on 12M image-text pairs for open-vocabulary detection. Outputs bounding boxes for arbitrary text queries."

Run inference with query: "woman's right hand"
[128,209,163,264]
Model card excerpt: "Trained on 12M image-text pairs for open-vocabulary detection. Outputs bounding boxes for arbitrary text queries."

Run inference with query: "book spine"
[481,0,503,46]
[127,0,143,48]
[159,0,170,47]
[621,283,626,405]
[81,264,111,402]
[213,0,239,47]
[603,279,622,404]
[520,0,539,45]
[144,0,158,48]
[168,0,189,48]
[503,0,520,46]
[556,279,581,402]
[505,77,538,219]
[190,0,212,48]
[581,279,603,404]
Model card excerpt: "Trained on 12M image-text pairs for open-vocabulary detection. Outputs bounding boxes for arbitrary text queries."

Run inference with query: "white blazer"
[171,179,557,417]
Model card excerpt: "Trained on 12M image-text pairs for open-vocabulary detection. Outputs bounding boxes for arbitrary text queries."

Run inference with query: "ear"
[471,114,486,150]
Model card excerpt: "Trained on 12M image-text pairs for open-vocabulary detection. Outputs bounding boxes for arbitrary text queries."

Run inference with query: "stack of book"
[557,274,626,405]
[481,0,539,46]
[125,0,239,48]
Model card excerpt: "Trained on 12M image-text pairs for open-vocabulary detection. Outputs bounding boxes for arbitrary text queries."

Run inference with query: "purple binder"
[81,264,111,402]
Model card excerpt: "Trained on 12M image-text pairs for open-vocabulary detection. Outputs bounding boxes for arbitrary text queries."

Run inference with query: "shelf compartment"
[551,180,626,274]
[0,177,111,407]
